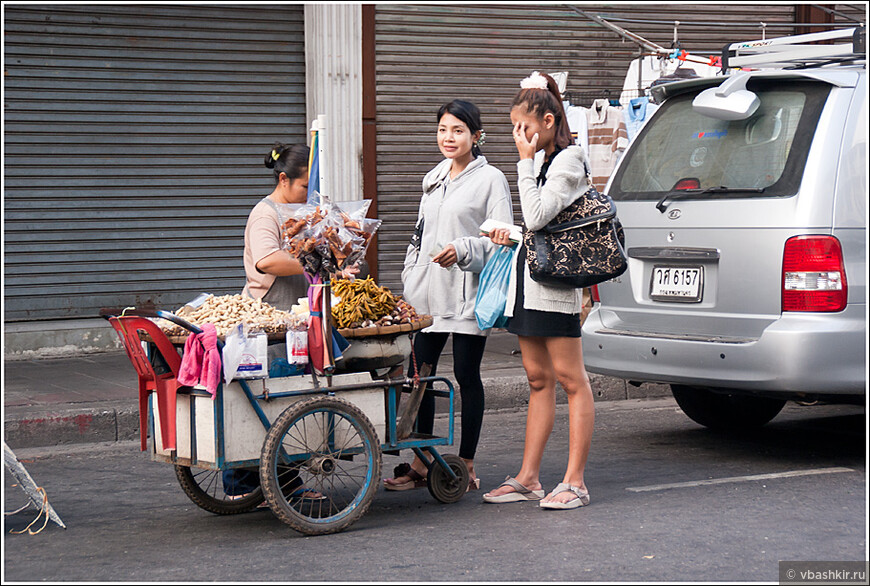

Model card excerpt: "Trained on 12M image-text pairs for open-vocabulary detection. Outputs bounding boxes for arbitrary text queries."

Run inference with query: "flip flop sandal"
[287,488,327,501]
[482,475,545,503]
[257,488,325,509]
[466,477,481,493]
[383,463,427,491]
[227,493,252,500]
[539,483,590,510]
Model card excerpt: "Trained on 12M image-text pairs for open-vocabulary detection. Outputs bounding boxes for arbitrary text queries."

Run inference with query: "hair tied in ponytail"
[512,72,572,151]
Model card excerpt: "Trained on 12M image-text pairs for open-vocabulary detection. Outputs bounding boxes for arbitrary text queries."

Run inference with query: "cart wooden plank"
[396,363,433,441]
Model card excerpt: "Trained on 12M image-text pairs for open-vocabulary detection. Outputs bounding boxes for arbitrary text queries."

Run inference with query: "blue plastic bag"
[474,245,517,330]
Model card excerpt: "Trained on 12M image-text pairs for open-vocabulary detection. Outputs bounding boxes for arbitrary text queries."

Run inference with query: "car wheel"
[670,385,786,430]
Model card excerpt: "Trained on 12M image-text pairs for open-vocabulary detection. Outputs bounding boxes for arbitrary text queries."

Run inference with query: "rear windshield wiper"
[656,186,765,213]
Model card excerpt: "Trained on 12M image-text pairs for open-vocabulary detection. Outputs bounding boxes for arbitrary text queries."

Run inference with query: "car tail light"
[673,178,701,190]
[590,284,600,303]
[782,235,847,312]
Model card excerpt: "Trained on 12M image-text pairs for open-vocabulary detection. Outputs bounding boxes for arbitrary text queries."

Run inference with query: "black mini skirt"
[506,245,582,338]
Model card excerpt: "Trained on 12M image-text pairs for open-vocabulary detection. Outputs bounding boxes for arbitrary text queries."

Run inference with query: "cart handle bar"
[102,307,226,352]
[100,307,208,340]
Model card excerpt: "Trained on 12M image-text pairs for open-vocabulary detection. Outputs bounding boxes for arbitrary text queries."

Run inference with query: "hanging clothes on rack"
[623,96,659,143]
[563,100,589,155]
[586,98,627,192]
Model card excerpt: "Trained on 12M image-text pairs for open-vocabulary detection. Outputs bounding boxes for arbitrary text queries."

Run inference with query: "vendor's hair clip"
[520,71,549,90]
[271,149,281,161]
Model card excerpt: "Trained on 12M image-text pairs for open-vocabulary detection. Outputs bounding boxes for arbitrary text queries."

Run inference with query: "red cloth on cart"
[307,276,328,374]
[177,323,221,398]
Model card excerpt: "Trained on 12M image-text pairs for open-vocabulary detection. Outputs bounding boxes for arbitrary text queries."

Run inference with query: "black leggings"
[409,331,487,460]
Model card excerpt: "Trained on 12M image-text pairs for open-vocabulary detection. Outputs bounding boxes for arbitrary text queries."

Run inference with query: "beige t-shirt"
[243,198,283,299]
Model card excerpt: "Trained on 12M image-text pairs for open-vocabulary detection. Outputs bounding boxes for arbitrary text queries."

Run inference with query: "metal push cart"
[103,302,469,536]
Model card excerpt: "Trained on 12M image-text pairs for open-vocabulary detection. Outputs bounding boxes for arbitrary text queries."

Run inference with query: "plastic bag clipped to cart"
[474,245,517,330]
[222,323,246,384]
[222,323,268,383]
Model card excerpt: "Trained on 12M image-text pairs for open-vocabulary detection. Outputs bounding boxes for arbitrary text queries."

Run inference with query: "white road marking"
[626,467,855,493]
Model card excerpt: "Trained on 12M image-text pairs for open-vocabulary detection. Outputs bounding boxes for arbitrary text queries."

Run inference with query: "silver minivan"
[582,29,866,429]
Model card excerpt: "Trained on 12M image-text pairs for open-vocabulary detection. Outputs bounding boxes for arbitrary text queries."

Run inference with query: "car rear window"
[609,80,831,201]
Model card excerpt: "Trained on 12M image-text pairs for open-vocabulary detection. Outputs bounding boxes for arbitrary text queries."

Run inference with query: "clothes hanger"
[603,90,621,107]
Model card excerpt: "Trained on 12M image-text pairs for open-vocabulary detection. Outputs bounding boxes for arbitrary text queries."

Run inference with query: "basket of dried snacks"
[329,277,431,339]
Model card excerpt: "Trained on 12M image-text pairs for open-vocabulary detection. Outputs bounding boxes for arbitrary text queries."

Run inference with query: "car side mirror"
[692,73,760,121]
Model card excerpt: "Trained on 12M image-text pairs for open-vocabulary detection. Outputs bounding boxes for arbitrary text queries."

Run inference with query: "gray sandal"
[539,482,590,509]
[483,476,545,503]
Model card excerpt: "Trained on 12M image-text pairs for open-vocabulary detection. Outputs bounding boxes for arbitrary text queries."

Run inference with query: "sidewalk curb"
[3,375,671,450]
[4,401,141,449]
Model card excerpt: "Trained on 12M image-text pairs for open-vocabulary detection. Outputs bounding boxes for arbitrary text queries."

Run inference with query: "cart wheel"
[259,396,382,535]
[174,465,265,514]
[427,453,469,504]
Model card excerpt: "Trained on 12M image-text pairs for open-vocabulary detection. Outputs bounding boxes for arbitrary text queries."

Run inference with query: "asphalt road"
[3,398,866,582]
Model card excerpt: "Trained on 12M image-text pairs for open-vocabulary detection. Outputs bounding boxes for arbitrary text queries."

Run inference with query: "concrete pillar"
[304,4,363,203]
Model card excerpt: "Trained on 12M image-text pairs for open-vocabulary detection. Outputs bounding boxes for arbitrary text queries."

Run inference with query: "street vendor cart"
[102,296,469,536]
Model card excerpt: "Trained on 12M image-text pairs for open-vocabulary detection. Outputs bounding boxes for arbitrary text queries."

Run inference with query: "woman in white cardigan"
[484,72,595,510]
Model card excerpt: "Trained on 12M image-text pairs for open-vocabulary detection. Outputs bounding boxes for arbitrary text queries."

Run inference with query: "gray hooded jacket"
[401,155,513,335]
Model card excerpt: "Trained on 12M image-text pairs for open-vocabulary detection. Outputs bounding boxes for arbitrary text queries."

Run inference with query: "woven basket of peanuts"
[153,294,308,344]
[331,277,432,339]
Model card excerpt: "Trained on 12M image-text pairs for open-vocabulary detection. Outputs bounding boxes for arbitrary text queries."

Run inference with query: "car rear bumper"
[581,305,866,395]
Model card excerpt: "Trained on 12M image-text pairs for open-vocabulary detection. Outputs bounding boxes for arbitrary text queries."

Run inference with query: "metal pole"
[637,47,643,93]
[565,5,715,67]
[565,5,667,54]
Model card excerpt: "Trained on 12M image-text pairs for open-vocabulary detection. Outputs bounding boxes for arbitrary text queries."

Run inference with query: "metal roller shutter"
[3,4,305,321]
[373,3,797,294]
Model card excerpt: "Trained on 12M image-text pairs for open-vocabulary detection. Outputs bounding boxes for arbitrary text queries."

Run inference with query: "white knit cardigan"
[504,145,590,316]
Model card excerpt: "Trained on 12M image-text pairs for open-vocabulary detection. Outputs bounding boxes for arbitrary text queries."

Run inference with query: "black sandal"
[383,462,427,491]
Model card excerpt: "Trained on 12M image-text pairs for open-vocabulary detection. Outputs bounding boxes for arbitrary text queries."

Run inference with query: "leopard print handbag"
[523,185,628,289]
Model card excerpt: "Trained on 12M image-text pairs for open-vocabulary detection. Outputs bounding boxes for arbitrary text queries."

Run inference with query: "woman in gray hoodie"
[384,100,513,493]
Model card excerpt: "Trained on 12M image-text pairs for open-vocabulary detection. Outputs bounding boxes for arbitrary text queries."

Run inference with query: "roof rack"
[723,27,865,70]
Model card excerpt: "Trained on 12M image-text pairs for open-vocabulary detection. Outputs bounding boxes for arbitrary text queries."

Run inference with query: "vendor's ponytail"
[265,142,310,183]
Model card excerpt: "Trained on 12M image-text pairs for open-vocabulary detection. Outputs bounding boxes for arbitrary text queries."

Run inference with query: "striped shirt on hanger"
[586,99,628,192]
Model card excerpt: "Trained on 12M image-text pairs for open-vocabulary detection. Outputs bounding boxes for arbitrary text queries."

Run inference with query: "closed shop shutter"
[3,4,305,321]
[373,3,797,294]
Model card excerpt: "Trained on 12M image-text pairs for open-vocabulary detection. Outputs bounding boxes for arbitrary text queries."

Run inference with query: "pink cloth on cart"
[177,323,221,398]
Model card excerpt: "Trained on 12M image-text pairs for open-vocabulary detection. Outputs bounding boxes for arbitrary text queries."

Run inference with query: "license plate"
[650,266,703,302]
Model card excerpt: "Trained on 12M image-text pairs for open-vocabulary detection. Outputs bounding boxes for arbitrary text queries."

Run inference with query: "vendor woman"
[225,143,314,501]
[242,142,310,311]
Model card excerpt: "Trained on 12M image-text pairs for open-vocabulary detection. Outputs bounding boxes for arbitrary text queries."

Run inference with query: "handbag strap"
[582,159,594,189]
[536,146,564,187]
[537,146,595,191]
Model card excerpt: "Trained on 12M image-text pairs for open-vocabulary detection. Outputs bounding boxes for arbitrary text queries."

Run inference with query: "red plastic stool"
[108,316,182,451]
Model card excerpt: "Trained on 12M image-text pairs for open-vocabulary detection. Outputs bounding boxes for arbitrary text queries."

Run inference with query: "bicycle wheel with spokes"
[175,465,265,514]
[259,396,381,535]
